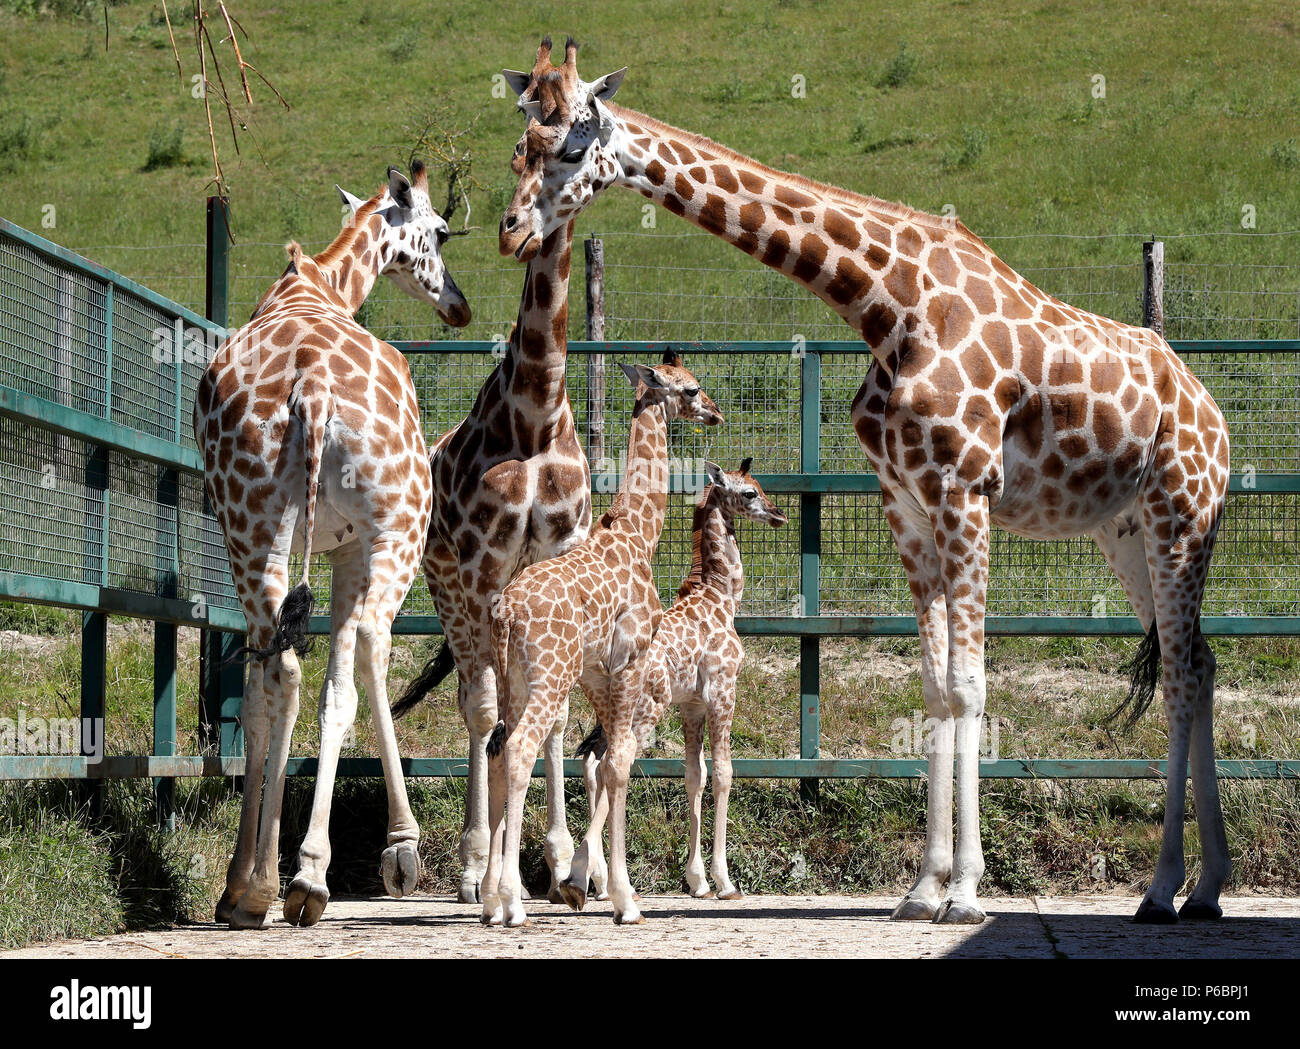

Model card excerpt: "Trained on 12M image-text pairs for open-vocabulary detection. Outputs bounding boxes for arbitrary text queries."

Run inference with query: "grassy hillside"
[1,0,1299,335]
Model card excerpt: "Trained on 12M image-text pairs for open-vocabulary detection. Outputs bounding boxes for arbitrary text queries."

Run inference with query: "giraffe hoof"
[458,876,482,905]
[1178,899,1222,921]
[717,889,744,901]
[283,877,329,927]
[933,899,986,925]
[891,896,938,922]
[228,903,271,931]
[547,884,568,905]
[688,886,716,899]
[555,880,588,912]
[380,841,420,899]
[614,911,645,926]
[214,891,240,925]
[1133,898,1179,924]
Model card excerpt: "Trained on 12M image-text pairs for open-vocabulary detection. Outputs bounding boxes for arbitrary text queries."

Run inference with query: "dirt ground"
[6,894,1300,959]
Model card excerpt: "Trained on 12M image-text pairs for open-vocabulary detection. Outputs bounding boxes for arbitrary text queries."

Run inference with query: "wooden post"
[199,196,244,766]
[584,236,606,464]
[1142,239,1164,336]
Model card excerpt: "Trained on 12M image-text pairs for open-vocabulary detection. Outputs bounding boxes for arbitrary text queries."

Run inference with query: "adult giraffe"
[497,40,1232,925]
[196,162,470,929]
[392,41,595,904]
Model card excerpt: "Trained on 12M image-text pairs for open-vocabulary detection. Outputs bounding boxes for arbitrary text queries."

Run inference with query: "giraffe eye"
[561,146,588,164]
[683,387,699,398]
[742,490,758,499]
[514,141,525,157]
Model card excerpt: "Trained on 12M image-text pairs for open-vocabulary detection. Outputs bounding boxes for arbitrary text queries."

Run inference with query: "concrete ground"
[6,894,1300,959]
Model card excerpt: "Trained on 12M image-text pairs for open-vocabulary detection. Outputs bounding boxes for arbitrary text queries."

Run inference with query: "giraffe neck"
[307,205,389,315]
[492,221,575,443]
[611,396,669,552]
[607,103,949,368]
[679,497,742,602]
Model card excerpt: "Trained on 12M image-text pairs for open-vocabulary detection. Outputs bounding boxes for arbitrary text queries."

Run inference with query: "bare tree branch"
[406,107,484,235]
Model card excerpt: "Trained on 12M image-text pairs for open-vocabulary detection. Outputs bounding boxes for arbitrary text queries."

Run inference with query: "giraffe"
[391,213,592,906]
[195,162,470,929]
[480,351,723,927]
[496,44,1233,925]
[569,458,787,908]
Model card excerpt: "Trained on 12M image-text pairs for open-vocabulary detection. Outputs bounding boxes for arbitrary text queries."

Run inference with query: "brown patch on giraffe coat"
[738,169,765,194]
[711,165,740,193]
[793,233,828,283]
[675,173,695,202]
[823,209,861,250]
[763,229,791,269]
[774,185,816,209]
[895,226,924,259]
[645,160,667,186]
[927,295,975,349]
[884,259,920,307]
[861,302,897,347]
[698,194,728,235]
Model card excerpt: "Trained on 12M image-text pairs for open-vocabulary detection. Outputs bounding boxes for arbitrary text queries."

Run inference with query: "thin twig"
[160,1,183,82]
[217,2,253,103]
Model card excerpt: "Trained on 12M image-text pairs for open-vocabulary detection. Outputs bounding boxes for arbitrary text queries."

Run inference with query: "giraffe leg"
[681,703,711,898]
[358,538,425,902]
[459,662,497,904]
[544,694,575,903]
[580,743,610,902]
[1135,494,1223,923]
[215,657,269,923]
[1181,636,1229,919]
[479,721,508,927]
[603,718,642,925]
[284,547,365,926]
[494,710,550,928]
[230,647,303,929]
[929,488,990,926]
[882,490,954,922]
[708,690,742,900]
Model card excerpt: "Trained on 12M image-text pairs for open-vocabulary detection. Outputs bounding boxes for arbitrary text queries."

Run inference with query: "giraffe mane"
[608,103,994,252]
[313,188,386,268]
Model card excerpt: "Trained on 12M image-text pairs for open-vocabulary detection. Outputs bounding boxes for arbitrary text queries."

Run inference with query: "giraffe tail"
[1105,620,1162,729]
[484,600,516,759]
[575,723,607,760]
[390,641,456,718]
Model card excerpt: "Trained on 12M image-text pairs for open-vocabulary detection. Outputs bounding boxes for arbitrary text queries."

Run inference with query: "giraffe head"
[337,161,471,326]
[618,349,723,426]
[499,36,626,260]
[703,458,789,529]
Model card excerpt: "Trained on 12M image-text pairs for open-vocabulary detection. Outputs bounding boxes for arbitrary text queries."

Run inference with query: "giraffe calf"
[573,460,787,903]
[480,351,722,927]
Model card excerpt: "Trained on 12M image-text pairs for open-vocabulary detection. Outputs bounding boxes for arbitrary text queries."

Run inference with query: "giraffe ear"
[739,457,754,475]
[586,67,626,103]
[336,185,365,216]
[502,69,531,99]
[387,166,414,210]
[704,461,727,488]
[591,95,618,145]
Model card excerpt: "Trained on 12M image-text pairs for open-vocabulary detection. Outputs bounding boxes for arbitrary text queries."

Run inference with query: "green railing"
[2,212,1298,809]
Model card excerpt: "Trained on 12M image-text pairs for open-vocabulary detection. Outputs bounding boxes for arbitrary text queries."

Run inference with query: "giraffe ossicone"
[195,161,469,930]
[500,39,1232,926]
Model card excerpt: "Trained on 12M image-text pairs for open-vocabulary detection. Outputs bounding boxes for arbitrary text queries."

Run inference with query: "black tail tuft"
[486,720,507,758]
[391,641,457,718]
[575,723,607,760]
[223,582,314,665]
[1106,621,1162,729]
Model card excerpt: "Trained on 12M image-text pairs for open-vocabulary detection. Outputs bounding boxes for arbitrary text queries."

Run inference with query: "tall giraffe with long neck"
[392,43,595,904]
[196,163,470,929]
[499,41,1232,926]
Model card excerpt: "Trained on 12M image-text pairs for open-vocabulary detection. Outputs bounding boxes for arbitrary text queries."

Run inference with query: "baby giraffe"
[480,351,723,927]
[570,460,787,906]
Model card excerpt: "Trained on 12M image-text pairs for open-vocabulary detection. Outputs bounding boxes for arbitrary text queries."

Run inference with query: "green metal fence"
[2,212,1298,803]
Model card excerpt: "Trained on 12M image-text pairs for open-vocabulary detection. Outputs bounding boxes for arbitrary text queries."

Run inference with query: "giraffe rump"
[390,641,456,718]
[1106,621,1163,729]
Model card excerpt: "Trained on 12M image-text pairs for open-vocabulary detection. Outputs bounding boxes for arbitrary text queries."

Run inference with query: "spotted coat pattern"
[498,45,1232,927]
[194,164,469,930]
[479,354,723,927]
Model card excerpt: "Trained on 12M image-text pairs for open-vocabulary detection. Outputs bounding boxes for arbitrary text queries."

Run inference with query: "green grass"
[1,0,1298,336]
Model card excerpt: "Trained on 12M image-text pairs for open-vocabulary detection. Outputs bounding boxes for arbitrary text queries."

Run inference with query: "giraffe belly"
[990,438,1144,540]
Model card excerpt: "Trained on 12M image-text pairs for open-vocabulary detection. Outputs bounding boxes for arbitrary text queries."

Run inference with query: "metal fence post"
[584,236,607,463]
[799,348,821,802]
[152,317,182,829]
[199,195,244,766]
[1142,239,1164,336]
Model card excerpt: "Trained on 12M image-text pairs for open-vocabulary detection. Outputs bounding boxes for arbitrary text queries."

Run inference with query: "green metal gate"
[1,213,1298,801]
